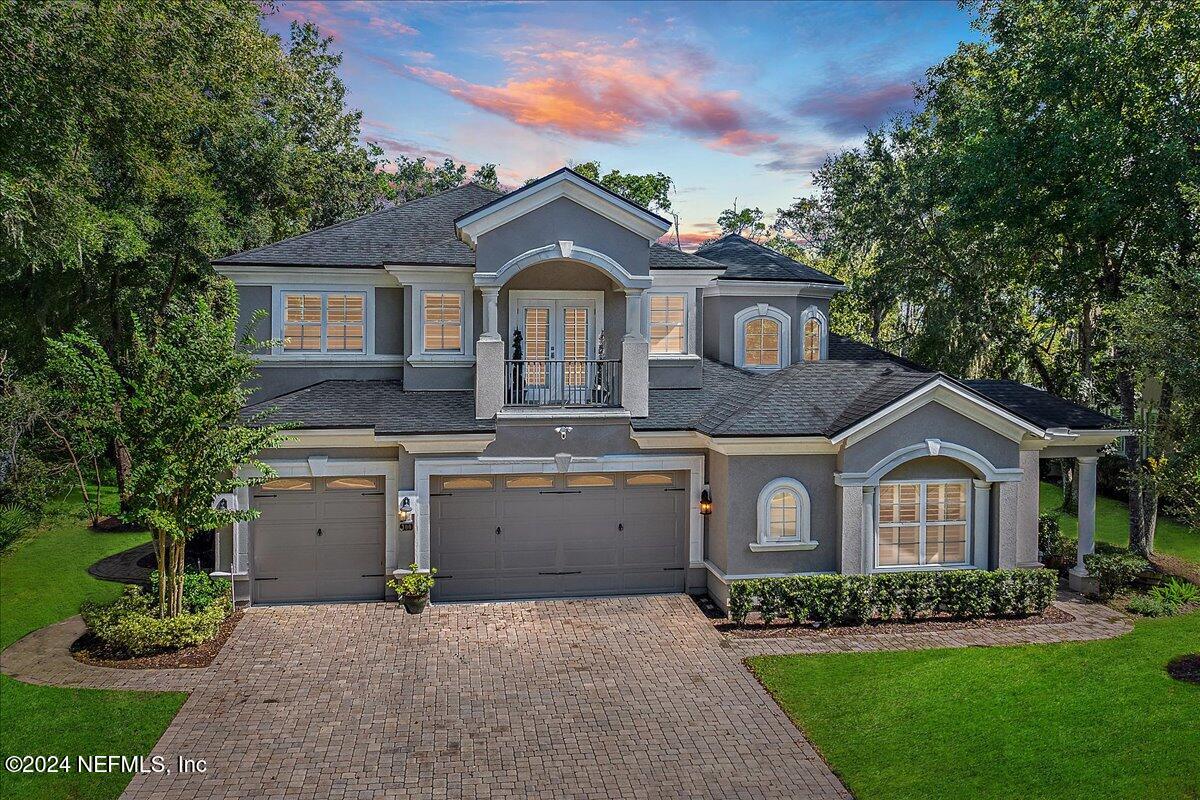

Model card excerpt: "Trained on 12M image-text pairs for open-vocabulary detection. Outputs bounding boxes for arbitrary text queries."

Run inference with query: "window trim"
[273,288,373,356]
[873,478,973,571]
[419,289,467,355]
[408,283,475,366]
[733,304,791,371]
[644,290,695,358]
[751,477,817,551]
[800,304,827,362]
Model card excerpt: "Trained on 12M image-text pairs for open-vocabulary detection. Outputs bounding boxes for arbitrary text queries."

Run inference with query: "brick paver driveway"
[122,594,848,800]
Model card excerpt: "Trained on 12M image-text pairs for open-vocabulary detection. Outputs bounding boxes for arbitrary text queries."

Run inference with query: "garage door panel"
[621,492,680,515]
[498,542,558,570]
[560,571,622,596]
[562,492,617,516]
[437,496,496,520]
[252,477,385,604]
[622,568,685,593]
[498,572,561,598]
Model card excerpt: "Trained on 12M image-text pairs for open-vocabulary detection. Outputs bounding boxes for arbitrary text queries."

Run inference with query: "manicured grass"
[750,612,1200,800]
[1040,481,1200,566]
[0,490,186,800]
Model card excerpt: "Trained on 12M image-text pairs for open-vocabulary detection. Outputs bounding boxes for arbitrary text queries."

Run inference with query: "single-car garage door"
[251,476,386,603]
[430,471,687,601]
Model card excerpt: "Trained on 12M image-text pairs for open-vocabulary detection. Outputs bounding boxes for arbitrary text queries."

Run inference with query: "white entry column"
[1068,456,1099,592]
[620,288,648,417]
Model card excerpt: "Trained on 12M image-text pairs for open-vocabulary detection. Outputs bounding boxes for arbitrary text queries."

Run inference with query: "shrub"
[1037,514,1075,566]
[726,569,1056,626]
[149,569,231,613]
[1126,594,1174,617]
[0,503,35,552]
[387,563,437,598]
[1150,578,1199,608]
[81,586,230,657]
[1083,550,1151,599]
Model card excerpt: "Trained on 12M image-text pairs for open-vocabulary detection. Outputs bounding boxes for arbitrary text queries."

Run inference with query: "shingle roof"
[963,379,1122,430]
[244,381,492,435]
[694,234,843,284]
[455,167,672,228]
[648,244,725,270]
[214,184,503,267]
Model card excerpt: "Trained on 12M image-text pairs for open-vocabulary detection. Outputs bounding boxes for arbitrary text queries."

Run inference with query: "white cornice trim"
[384,264,475,283]
[835,438,1024,486]
[388,434,495,454]
[218,265,399,286]
[630,430,838,455]
[703,280,845,298]
[648,269,722,287]
[831,379,1046,446]
[455,172,671,247]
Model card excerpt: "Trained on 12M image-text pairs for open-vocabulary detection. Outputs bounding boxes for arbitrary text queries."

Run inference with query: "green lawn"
[1040,481,1200,566]
[0,490,186,800]
[751,612,1200,800]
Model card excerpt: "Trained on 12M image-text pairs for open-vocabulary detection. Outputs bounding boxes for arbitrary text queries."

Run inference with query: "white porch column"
[480,286,500,341]
[1069,456,1100,592]
[972,480,991,568]
[839,484,866,574]
[623,288,645,340]
[859,485,876,574]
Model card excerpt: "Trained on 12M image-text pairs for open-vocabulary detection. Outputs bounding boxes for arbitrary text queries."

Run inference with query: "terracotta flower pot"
[402,594,429,614]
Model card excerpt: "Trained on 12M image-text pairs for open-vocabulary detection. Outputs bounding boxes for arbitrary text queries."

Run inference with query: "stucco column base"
[475,338,505,419]
[621,337,649,417]
[1068,567,1099,595]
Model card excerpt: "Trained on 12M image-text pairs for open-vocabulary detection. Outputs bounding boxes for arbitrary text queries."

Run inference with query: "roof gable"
[455,168,671,248]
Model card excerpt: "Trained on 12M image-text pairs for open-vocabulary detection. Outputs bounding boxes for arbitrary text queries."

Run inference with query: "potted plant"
[388,563,437,614]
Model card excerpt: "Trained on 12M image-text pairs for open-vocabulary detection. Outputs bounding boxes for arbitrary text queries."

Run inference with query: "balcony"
[504,359,622,408]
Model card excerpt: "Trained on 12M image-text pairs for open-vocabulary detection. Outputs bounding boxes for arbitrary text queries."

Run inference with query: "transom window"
[258,478,312,491]
[282,292,366,353]
[648,293,686,354]
[744,317,781,367]
[422,291,464,353]
[803,318,821,362]
[877,481,969,568]
[566,474,614,488]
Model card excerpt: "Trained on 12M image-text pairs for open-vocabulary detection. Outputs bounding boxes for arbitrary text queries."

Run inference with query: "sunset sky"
[262,1,977,247]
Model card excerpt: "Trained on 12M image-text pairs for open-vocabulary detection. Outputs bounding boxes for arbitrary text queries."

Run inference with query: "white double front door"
[512,296,600,404]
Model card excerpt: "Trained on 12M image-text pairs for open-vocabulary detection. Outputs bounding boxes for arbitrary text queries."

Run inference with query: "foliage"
[715,206,767,241]
[0,502,34,552]
[40,282,289,616]
[727,569,1056,626]
[388,563,437,597]
[0,354,63,519]
[571,161,674,213]
[148,569,231,614]
[749,613,1200,800]
[81,585,229,657]
[1149,578,1199,608]
[1124,594,1174,618]
[1083,550,1151,600]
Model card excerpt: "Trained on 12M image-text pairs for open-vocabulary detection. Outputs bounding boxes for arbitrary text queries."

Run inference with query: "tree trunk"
[1060,459,1078,514]
[111,436,133,513]
[154,528,168,616]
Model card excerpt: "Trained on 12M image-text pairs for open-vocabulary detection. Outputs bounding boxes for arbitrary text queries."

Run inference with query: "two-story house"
[214,168,1126,609]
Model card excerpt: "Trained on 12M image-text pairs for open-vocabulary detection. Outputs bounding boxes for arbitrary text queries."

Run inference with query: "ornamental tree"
[42,281,288,616]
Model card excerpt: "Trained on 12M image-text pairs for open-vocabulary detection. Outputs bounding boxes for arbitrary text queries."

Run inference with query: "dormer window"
[800,305,827,362]
[281,291,366,353]
[803,319,820,361]
[733,304,791,371]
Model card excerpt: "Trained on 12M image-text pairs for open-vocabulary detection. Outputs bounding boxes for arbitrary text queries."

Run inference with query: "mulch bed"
[90,516,141,533]
[70,610,242,669]
[1150,553,1200,586]
[715,604,1073,639]
[1166,654,1200,685]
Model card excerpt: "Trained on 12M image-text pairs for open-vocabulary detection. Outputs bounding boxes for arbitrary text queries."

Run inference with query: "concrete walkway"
[0,593,1131,800]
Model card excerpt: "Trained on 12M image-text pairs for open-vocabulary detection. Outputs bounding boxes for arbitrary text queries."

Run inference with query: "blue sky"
[263,1,977,245]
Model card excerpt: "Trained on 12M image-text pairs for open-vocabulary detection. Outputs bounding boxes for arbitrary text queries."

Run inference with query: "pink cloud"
[392,38,778,154]
[367,16,417,37]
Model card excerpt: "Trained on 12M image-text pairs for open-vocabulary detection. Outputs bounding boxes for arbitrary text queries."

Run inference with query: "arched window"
[734,304,791,371]
[745,317,781,367]
[803,318,821,361]
[800,305,826,362]
[752,478,816,551]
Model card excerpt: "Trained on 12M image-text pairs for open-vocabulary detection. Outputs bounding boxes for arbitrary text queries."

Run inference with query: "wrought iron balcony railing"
[504,359,622,408]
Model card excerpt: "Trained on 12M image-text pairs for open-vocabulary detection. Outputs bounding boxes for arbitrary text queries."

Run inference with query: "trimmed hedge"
[727,568,1057,627]
[81,585,231,657]
[148,569,231,613]
[1083,550,1151,599]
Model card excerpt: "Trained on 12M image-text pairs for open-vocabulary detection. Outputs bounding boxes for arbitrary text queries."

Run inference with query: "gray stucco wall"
[400,284,475,391]
[475,196,651,276]
[375,287,404,355]
[841,402,1021,475]
[482,418,639,459]
[883,455,978,481]
[648,286,703,389]
[237,285,272,349]
[708,453,839,576]
[702,293,831,366]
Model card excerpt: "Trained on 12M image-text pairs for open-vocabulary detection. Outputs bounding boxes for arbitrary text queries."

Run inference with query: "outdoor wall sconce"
[398,496,413,523]
[699,487,713,516]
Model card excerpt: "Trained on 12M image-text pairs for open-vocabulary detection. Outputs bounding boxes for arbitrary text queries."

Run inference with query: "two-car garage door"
[251,476,386,603]
[429,471,688,602]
